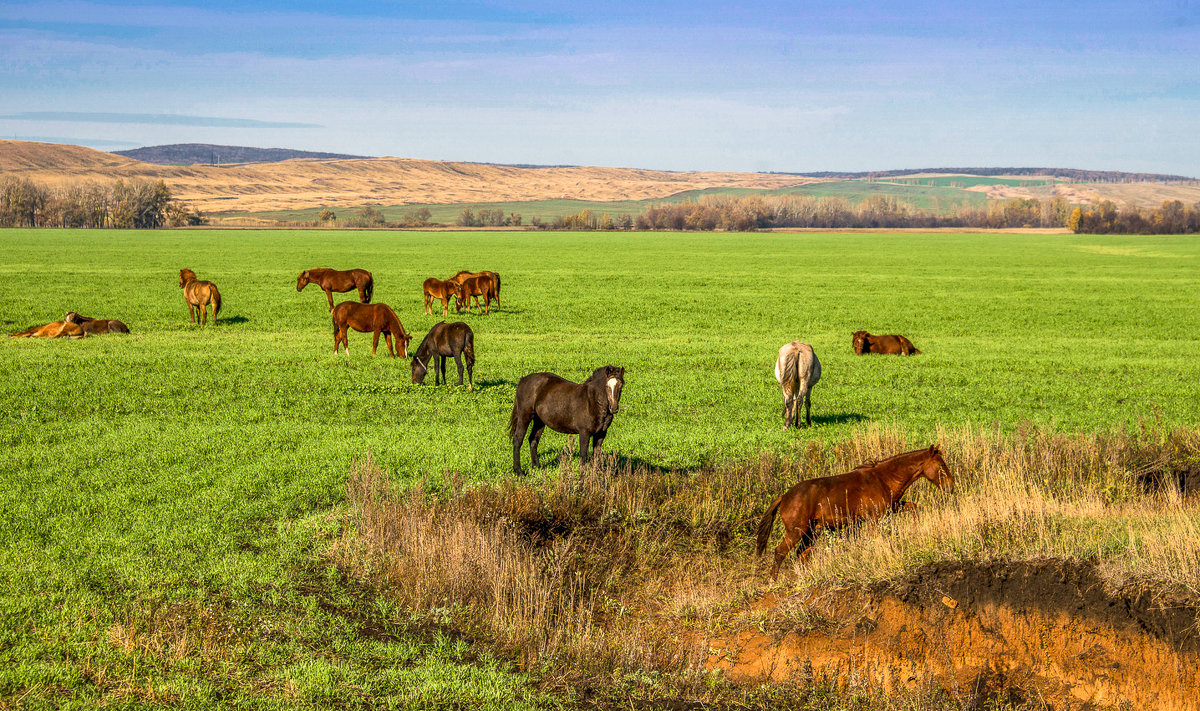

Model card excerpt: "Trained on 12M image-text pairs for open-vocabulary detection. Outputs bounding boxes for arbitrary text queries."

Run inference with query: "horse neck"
[875,452,927,502]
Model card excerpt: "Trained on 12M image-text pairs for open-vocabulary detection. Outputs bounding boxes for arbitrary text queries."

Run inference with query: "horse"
[452,270,501,309]
[410,321,475,390]
[755,445,954,580]
[297,268,374,311]
[423,278,465,317]
[178,269,222,326]
[852,330,920,355]
[332,301,411,357]
[509,365,625,475]
[9,320,85,338]
[775,341,821,429]
[456,274,497,314]
[64,312,130,335]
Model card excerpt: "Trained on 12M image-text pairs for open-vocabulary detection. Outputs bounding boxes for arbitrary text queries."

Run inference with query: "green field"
[2,229,1199,707]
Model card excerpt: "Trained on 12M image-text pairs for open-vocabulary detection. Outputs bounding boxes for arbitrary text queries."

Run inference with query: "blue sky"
[1,1,1197,174]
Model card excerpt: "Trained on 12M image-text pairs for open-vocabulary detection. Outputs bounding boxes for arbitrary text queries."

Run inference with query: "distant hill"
[112,143,371,165]
[780,167,1194,182]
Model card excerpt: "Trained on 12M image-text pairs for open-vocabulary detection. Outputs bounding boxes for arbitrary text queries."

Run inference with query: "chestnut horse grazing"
[332,301,411,357]
[423,278,465,317]
[64,312,130,335]
[456,274,497,314]
[178,269,222,326]
[853,331,920,355]
[756,445,954,580]
[297,268,374,311]
[9,320,85,338]
[452,270,501,310]
[509,365,624,475]
[410,321,475,390]
[775,341,821,429]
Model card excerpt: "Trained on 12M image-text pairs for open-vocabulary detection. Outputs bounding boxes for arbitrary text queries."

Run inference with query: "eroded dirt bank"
[708,560,1199,709]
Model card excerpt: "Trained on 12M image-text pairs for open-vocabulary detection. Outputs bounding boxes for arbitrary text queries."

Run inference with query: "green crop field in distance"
[2,229,1198,707]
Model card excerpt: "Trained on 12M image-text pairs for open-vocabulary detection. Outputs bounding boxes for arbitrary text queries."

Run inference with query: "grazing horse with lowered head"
[853,330,920,355]
[775,341,821,429]
[423,278,465,317]
[456,274,497,314]
[332,301,410,357]
[64,312,130,335]
[452,270,501,310]
[297,268,374,311]
[756,445,954,580]
[9,320,85,338]
[178,269,222,326]
[509,365,624,475]
[410,321,475,390]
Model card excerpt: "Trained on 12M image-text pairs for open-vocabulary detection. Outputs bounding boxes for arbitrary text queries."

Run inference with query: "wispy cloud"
[0,112,321,128]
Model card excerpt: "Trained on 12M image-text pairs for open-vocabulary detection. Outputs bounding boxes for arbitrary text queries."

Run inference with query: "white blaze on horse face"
[607,377,620,406]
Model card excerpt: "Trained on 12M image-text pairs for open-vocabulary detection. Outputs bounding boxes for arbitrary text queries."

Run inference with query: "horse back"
[782,469,892,528]
[515,372,601,434]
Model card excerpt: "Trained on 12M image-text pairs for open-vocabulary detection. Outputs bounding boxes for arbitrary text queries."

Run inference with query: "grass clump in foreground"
[337,423,1200,708]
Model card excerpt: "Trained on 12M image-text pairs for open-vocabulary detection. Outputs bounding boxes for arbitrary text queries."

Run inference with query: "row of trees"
[1067,200,1200,234]
[0,176,203,228]
[456,208,522,227]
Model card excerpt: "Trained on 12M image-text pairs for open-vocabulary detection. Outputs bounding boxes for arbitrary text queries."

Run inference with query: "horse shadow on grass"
[217,315,250,325]
[809,412,869,427]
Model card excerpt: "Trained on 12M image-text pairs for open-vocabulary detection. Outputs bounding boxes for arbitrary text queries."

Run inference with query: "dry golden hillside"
[0,140,814,213]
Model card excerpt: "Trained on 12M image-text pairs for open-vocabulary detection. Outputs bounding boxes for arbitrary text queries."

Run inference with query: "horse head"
[399,332,412,358]
[602,365,625,414]
[920,444,955,493]
[453,280,468,312]
[179,268,196,288]
[64,312,83,324]
[410,354,428,384]
[296,270,310,291]
[852,331,869,354]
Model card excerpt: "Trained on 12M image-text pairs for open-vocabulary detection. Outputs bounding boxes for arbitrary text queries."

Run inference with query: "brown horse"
[64,312,130,335]
[410,321,475,390]
[332,301,411,357]
[756,445,954,580]
[853,330,920,355]
[509,366,624,475]
[452,270,501,309]
[456,274,497,314]
[297,268,374,311]
[423,278,465,317]
[9,320,85,338]
[179,269,222,326]
[775,341,821,429]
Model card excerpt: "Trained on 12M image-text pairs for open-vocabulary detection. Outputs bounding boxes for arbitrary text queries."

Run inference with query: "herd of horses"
[9,259,943,579]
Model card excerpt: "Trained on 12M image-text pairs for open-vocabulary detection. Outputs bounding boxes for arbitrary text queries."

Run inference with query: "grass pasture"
[2,229,1199,708]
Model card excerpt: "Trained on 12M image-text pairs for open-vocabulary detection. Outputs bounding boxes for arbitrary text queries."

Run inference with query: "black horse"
[509,365,625,475]
[411,321,475,390]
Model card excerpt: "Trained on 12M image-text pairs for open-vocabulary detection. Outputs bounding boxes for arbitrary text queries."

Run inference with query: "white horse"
[774,341,821,429]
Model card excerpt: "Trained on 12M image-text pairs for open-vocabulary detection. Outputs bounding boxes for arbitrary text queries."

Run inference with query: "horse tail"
[211,284,222,317]
[781,344,800,398]
[464,329,475,368]
[755,495,784,556]
[508,396,520,439]
[364,273,374,303]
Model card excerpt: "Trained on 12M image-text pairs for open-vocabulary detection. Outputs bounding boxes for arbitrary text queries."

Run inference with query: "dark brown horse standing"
[332,301,411,357]
[410,321,475,390]
[297,268,374,311]
[178,269,222,326]
[509,366,624,475]
[64,312,130,335]
[756,445,954,580]
[852,331,921,355]
[423,278,465,317]
[452,270,501,310]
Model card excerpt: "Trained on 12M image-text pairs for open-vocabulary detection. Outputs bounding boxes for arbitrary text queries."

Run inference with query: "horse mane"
[857,446,936,470]
[412,322,442,359]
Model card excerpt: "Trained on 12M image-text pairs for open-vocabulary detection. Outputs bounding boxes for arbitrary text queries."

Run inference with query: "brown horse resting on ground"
[64,312,130,335]
[332,301,411,357]
[423,278,465,317]
[853,330,920,355]
[179,269,222,326]
[452,270,501,310]
[410,321,475,390]
[9,320,85,338]
[456,274,498,314]
[756,445,955,580]
[775,340,821,429]
[297,268,373,311]
[509,365,624,475]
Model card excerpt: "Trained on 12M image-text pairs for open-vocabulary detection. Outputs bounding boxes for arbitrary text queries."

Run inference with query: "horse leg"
[453,353,464,386]
[528,418,546,470]
[465,353,474,391]
[782,396,793,430]
[442,297,449,318]
[578,430,592,472]
[424,293,432,315]
[804,390,812,427]
[201,303,208,326]
[771,523,811,581]
[325,290,334,312]
[187,303,195,324]
[512,415,532,475]
[384,332,395,358]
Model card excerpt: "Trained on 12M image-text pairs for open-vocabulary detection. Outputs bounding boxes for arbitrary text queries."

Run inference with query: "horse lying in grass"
[9,320,85,338]
[853,330,920,355]
[509,365,624,475]
[64,312,130,335]
[410,321,475,390]
[756,445,954,580]
[332,301,411,357]
[179,269,222,326]
[775,340,821,429]
[423,278,465,317]
[297,268,374,311]
[452,270,501,310]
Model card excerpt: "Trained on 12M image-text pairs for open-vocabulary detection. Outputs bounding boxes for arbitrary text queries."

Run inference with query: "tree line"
[1067,200,1200,234]
[0,176,204,228]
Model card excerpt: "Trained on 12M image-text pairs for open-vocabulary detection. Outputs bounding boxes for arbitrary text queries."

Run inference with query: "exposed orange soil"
[0,140,815,213]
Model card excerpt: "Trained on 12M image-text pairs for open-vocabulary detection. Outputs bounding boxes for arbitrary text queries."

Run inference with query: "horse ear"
[929,444,938,454]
